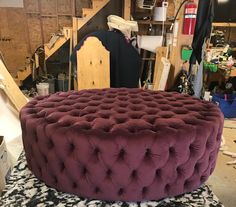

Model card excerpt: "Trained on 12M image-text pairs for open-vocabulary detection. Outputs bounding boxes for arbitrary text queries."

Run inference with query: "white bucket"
[36,83,49,96]
[137,35,163,53]
[153,2,168,21]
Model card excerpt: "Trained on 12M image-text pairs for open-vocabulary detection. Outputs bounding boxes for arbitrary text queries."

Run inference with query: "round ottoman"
[20,88,224,202]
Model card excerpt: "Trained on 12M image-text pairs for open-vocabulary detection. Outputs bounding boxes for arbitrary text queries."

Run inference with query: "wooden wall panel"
[41,0,57,15]
[27,14,43,52]
[58,16,72,29]
[75,0,91,16]
[0,8,29,76]
[167,0,175,18]
[24,0,39,13]
[58,0,72,14]
[42,17,58,42]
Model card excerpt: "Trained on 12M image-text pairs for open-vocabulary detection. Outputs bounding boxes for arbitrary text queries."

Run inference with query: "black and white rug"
[0,152,224,207]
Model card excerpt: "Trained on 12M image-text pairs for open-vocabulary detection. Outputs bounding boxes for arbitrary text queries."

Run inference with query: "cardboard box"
[0,136,11,192]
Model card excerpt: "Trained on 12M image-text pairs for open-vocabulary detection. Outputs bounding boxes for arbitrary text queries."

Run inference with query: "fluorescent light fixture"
[218,0,229,3]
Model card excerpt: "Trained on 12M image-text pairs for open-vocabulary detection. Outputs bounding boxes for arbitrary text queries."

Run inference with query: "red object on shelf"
[183,0,197,35]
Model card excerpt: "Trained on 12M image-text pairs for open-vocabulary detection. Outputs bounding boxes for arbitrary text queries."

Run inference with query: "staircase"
[14,64,32,86]
[13,0,110,85]
[44,0,110,60]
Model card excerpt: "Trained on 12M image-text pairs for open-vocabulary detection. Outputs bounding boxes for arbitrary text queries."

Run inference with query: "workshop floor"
[207,123,236,207]
[5,120,236,207]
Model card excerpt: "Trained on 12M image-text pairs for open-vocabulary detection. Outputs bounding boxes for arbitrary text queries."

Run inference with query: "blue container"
[212,94,236,118]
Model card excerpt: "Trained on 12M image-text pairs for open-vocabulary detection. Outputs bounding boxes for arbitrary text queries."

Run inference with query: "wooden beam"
[0,60,28,112]
[123,0,131,20]
[213,22,236,28]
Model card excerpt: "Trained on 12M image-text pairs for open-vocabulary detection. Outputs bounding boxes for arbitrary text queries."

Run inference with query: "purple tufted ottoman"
[20,88,224,202]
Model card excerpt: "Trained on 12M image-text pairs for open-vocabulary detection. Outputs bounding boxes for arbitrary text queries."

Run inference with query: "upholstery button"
[48,139,54,149]
[142,187,148,195]
[94,187,100,194]
[165,184,170,193]
[145,148,151,158]
[118,149,125,160]
[176,167,182,175]
[194,163,199,172]
[169,147,175,155]
[118,188,124,196]
[189,144,194,151]
[82,166,88,176]
[70,143,75,151]
[206,141,211,149]
[131,170,138,179]
[94,147,100,155]
[106,169,112,177]
[156,169,162,177]
[72,182,78,189]
[60,162,65,172]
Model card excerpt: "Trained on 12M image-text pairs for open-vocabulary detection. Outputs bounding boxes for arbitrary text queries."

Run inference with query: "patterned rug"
[0,152,224,207]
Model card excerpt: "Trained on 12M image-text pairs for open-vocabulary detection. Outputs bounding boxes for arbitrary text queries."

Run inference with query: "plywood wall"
[0,0,91,76]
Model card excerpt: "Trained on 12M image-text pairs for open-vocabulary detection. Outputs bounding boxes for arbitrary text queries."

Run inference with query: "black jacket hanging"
[190,0,215,65]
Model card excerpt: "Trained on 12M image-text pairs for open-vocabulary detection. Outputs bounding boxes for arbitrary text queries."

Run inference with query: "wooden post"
[72,17,78,48]
[0,60,28,112]
[68,29,73,91]
[123,0,131,20]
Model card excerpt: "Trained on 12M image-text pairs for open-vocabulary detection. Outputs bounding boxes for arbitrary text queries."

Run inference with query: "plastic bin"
[212,93,236,118]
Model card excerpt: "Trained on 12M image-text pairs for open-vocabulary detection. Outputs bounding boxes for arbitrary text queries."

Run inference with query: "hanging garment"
[190,0,215,65]
[71,30,141,88]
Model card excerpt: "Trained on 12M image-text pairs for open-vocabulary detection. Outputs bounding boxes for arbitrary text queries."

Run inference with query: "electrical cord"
[170,0,189,31]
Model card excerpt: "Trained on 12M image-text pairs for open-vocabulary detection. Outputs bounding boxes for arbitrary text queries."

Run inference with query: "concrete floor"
[207,123,236,207]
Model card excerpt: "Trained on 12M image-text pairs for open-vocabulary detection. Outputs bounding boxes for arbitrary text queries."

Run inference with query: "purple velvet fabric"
[20,88,224,202]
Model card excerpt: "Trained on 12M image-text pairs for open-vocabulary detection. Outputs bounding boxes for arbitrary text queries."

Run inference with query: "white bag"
[137,35,163,53]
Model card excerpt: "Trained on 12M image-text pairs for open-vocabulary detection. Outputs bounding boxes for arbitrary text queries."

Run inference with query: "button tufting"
[165,184,170,193]
[176,167,182,175]
[95,187,100,194]
[118,149,125,160]
[21,88,224,202]
[206,140,212,149]
[82,166,88,176]
[169,147,175,155]
[142,187,148,195]
[72,182,78,189]
[94,147,100,156]
[60,162,65,172]
[145,148,151,157]
[106,169,112,177]
[194,163,199,172]
[156,169,162,177]
[131,170,138,179]
[48,139,54,149]
[118,188,124,196]
[70,143,75,151]
[189,144,194,151]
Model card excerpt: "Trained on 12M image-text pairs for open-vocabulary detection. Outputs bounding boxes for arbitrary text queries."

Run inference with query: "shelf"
[137,20,172,26]
[212,22,236,27]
